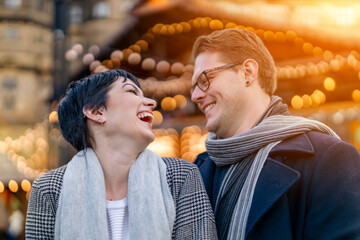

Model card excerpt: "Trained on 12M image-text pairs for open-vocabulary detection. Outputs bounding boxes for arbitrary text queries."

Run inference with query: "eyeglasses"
[191,63,242,93]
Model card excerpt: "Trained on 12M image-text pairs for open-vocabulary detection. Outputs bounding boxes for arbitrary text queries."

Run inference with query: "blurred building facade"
[65,0,360,156]
[0,0,54,124]
[57,0,140,80]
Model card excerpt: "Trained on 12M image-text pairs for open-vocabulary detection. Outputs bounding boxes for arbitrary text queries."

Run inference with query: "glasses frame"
[192,63,243,93]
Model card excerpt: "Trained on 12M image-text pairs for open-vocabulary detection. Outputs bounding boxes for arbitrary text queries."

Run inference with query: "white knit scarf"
[206,115,339,240]
[54,148,175,240]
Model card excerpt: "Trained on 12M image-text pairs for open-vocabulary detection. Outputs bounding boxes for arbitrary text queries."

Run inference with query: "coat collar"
[270,133,315,156]
[195,133,316,236]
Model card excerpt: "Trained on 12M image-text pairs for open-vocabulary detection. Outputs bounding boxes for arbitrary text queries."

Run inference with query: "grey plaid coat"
[26,157,217,239]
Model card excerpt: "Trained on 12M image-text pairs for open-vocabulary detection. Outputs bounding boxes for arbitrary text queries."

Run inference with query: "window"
[92,1,110,19]
[4,28,20,39]
[3,95,15,110]
[3,78,17,90]
[2,78,17,110]
[4,0,22,9]
[70,5,83,24]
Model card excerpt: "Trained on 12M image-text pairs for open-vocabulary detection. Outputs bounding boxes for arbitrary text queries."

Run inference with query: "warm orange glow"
[311,93,321,107]
[352,89,360,102]
[225,22,237,29]
[313,90,326,104]
[153,110,163,126]
[0,181,4,193]
[8,180,18,193]
[135,40,148,51]
[313,47,323,57]
[323,77,336,91]
[148,0,168,4]
[286,30,297,41]
[324,50,334,62]
[21,179,32,192]
[274,32,286,43]
[49,111,58,123]
[301,95,312,108]
[291,95,303,109]
[303,42,314,55]
[264,31,275,42]
[173,95,187,109]
[199,18,208,28]
[209,20,223,30]
[129,44,141,53]
[161,97,176,111]
[179,22,191,32]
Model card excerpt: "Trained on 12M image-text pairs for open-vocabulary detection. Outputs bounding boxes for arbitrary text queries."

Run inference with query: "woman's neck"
[93,142,141,201]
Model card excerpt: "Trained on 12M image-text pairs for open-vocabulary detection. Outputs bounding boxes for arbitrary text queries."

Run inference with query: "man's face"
[191,52,249,138]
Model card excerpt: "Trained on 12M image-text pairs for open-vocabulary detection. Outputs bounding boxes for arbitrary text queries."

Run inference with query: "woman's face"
[101,77,157,146]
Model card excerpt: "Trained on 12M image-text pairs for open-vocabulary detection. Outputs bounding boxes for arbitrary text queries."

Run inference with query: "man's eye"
[198,74,207,84]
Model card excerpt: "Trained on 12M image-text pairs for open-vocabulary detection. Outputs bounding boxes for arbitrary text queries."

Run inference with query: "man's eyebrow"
[190,76,198,92]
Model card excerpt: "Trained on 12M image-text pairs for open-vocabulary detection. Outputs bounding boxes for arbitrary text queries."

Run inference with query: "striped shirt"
[107,198,129,240]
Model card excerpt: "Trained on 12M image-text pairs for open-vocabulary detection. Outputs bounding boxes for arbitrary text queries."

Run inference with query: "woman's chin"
[145,132,155,145]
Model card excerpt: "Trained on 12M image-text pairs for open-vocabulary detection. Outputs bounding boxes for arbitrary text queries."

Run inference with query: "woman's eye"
[127,89,138,95]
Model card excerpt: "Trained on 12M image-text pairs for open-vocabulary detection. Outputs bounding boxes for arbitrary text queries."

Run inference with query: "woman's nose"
[144,97,157,110]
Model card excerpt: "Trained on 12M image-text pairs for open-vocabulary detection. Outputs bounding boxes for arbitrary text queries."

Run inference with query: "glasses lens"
[197,73,208,91]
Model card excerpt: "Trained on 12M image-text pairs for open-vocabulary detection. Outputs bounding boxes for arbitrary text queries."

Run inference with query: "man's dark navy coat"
[195,131,360,239]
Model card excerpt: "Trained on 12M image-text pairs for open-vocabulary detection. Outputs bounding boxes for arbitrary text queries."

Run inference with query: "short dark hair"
[192,28,277,95]
[58,69,140,151]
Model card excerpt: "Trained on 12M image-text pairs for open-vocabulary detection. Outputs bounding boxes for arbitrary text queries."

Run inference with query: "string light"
[153,110,163,126]
[8,180,18,193]
[21,179,32,192]
[353,90,360,102]
[291,95,303,109]
[324,77,336,91]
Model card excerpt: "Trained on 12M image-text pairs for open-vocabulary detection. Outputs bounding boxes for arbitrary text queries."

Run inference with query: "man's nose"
[191,86,206,103]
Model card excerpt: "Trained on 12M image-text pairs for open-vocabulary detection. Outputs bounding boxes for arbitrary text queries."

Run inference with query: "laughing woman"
[25,69,217,240]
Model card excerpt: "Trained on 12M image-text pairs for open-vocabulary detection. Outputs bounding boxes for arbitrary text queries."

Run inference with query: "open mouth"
[203,103,215,113]
[137,112,154,124]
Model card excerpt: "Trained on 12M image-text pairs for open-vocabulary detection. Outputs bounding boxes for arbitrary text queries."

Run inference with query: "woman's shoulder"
[161,157,201,195]
[32,165,67,196]
[161,157,197,176]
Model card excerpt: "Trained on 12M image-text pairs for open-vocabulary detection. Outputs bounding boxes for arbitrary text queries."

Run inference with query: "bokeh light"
[291,95,303,109]
[323,77,336,91]
[8,180,18,193]
[21,179,32,192]
[353,89,360,102]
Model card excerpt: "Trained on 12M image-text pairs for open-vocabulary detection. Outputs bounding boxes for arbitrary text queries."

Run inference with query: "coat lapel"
[246,133,315,236]
[245,158,300,236]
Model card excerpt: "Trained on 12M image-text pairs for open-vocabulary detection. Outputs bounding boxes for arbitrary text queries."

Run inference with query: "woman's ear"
[242,59,259,87]
[83,107,106,125]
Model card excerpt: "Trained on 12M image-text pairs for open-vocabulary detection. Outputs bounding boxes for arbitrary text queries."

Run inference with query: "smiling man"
[191,28,360,240]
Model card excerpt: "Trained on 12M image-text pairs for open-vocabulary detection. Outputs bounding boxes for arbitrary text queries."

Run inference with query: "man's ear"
[242,59,259,86]
[83,106,106,124]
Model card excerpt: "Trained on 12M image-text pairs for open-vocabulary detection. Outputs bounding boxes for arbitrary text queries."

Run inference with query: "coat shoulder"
[32,165,67,203]
[306,130,360,158]
[162,157,198,179]
[161,157,201,200]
